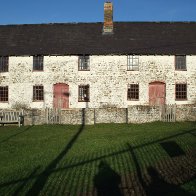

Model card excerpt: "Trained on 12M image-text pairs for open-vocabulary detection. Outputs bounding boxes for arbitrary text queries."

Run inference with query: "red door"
[149,82,165,105]
[53,83,69,109]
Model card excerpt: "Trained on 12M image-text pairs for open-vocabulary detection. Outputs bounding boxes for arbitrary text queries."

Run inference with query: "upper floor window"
[127,84,139,100]
[33,56,44,71]
[127,55,139,71]
[78,85,89,102]
[33,85,44,101]
[0,57,9,72]
[0,86,8,102]
[175,83,187,100]
[78,55,90,71]
[175,55,186,70]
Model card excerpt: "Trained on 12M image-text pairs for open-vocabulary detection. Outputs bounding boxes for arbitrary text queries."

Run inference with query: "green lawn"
[0,122,195,195]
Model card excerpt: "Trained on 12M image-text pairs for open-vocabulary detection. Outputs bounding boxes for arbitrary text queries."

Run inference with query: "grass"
[0,122,195,195]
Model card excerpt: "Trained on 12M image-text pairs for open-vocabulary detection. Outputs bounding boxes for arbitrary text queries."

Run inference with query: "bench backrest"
[0,110,23,122]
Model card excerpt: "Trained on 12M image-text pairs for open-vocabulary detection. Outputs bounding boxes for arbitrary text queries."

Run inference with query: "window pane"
[127,55,139,71]
[0,57,9,72]
[79,56,90,71]
[33,86,44,101]
[0,86,8,102]
[127,84,139,100]
[78,85,90,101]
[33,56,44,71]
[175,84,187,100]
[175,55,186,70]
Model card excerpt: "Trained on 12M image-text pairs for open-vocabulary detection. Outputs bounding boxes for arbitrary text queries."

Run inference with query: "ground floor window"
[0,86,8,102]
[175,83,187,100]
[78,85,89,102]
[33,85,44,101]
[127,84,139,100]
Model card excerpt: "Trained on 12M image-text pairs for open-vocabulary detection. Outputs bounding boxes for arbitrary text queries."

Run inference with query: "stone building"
[0,2,196,110]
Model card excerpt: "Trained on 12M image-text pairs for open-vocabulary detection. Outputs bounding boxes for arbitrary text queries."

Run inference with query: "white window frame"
[127,55,139,71]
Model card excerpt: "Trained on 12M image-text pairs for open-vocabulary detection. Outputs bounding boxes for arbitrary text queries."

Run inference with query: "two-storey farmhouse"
[0,2,196,110]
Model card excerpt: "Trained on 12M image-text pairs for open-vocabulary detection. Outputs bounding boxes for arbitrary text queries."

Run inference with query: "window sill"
[78,100,90,102]
[78,70,90,71]
[175,99,187,101]
[127,99,139,101]
[32,100,44,102]
[0,101,9,103]
[175,69,187,71]
[32,70,44,72]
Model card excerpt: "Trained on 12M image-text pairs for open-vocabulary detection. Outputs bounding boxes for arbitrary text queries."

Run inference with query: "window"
[0,57,9,72]
[175,55,186,70]
[78,55,90,71]
[33,85,44,101]
[175,84,187,100]
[127,55,139,71]
[0,86,8,102]
[127,84,139,100]
[78,85,89,102]
[33,56,44,71]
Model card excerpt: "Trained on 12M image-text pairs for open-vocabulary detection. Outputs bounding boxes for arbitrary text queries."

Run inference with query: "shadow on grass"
[160,141,185,157]
[128,144,194,196]
[94,160,123,196]
[52,128,196,172]
[190,132,196,137]
[13,166,40,196]
[0,126,195,195]
[27,109,86,196]
[0,126,33,144]
[146,167,195,196]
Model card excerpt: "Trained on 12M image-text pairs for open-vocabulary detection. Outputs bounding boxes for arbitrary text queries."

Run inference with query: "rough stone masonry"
[0,55,195,109]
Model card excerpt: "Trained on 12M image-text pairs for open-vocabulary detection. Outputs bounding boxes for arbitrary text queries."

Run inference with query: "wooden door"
[149,82,165,105]
[53,83,69,109]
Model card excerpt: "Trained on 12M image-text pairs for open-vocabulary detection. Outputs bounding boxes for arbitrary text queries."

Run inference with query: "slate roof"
[0,22,196,56]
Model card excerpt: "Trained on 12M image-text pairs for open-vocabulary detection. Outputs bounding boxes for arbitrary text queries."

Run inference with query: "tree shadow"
[94,160,123,196]
[0,126,33,144]
[51,128,195,173]
[190,131,196,137]
[146,166,195,196]
[0,126,195,195]
[13,166,40,196]
[27,108,86,195]
[127,143,146,194]
[127,143,194,196]
[160,141,185,157]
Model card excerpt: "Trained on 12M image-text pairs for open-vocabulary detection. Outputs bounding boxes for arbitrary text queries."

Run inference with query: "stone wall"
[20,104,196,126]
[128,105,160,123]
[24,109,46,125]
[176,104,196,121]
[0,55,195,109]
[60,109,95,125]
[95,108,127,124]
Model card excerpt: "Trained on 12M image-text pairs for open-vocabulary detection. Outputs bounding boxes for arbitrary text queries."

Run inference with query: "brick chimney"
[103,2,113,34]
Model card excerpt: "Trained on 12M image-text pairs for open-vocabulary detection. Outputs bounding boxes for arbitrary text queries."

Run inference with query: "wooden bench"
[0,110,24,127]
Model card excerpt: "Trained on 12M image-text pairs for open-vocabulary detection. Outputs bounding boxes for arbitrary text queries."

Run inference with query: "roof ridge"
[0,21,196,27]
